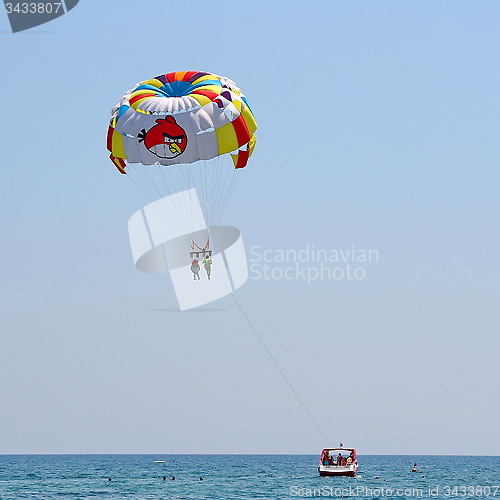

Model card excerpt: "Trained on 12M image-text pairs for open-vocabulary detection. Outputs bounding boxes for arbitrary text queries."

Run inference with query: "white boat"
[318,448,358,477]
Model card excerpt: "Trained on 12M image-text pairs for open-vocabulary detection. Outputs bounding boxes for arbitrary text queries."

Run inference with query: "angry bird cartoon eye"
[163,133,185,144]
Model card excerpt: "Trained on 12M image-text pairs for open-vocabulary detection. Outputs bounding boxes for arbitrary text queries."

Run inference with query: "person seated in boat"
[346,451,354,464]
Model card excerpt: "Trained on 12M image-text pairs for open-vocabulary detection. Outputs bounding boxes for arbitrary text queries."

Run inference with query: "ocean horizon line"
[1,453,498,457]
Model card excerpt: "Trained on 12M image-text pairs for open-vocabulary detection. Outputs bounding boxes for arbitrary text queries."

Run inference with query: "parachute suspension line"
[202,160,213,242]
[177,163,195,237]
[189,175,208,248]
[203,159,209,228]
[141,164,193,237]
[214,156,225,221]
[141,164,163,202]
[201,159,213,247]
[126,169,192,234]
[155,163,191,238]
[184,165,198,242]
[206,158,215,230]
[205,160,213,231]
[207,156,221,230]
[182,166,196,240]
[205,157,216,231]
[210,158,217,224]
[211,168,228,226]
[212,157,234,226]
[192,162,209,237]
[212,156,223,224]
[125,167,157,203]
[152,163,184,236]
[214,155,231,223]
[184,163,209,252]
[230,292,332,446]
[216,169,238,225]
[127,165,188,237]
[214,167,240,226]
[190,160,207,229]
[169,162,196,237]
[129,165,186,237]
[127,164,162,203]
[200,160,209,231]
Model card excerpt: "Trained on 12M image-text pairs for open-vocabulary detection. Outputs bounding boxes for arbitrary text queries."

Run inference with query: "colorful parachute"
[107,71,257,173]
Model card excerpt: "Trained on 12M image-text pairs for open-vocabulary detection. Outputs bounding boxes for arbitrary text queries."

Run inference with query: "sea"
[0,455,498,499]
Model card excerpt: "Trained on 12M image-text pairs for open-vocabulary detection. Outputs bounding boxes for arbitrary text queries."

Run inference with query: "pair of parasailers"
[191,255,212,280]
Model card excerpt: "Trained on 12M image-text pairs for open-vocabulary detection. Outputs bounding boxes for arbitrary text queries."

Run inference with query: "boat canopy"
[321,448,357,459]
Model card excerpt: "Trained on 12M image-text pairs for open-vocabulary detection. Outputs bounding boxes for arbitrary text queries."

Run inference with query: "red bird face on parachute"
[138,116,187,159]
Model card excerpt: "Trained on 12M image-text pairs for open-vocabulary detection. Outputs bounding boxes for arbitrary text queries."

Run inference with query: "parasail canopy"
[107,71,257,173]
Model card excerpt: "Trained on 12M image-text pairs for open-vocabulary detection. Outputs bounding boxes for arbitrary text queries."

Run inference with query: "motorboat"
[318,447,358,477]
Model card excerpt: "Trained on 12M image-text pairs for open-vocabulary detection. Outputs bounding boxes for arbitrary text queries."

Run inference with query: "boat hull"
[318,465,358,477]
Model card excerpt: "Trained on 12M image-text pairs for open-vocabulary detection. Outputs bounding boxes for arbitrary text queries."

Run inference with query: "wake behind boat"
[318,448,358,477]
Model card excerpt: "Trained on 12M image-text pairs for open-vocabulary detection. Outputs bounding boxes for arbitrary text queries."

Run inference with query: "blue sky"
[0,0,499,455]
